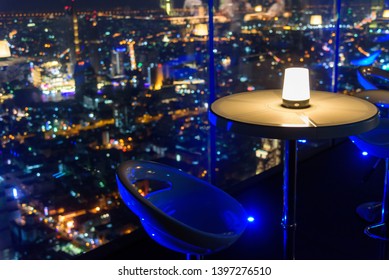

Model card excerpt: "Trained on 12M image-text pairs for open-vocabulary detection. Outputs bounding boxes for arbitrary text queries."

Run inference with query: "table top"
[209,89,379,139]
[354,90,389,108]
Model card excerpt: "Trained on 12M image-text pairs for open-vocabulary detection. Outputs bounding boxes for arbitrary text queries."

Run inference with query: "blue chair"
[350,90,389,240]
[116,160,248,259]
[357,66,389,91]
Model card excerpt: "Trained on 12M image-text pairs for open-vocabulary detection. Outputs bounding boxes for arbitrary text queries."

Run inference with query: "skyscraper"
[73,61,98,103]
[128,41,137,71]
[111,47,126,78]
[183,0,203,15]
[0,40,11,59]
[0,184,14,259]
[65,2,80,63]
[65,0,98,103]
[160,0,175,15]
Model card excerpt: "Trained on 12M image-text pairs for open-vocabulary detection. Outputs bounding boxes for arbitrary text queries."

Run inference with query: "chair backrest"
[350,90,389,158]
[116,160,247,253]
[357,66,389,91]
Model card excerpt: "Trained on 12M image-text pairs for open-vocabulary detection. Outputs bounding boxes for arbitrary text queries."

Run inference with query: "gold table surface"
[209,89,379,139]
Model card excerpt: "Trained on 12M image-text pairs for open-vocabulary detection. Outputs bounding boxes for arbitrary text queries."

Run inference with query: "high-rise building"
[0,40,11,59]
[183,0,203,16]
[0,183,15,259]
[113,105,129,129]
[83,10,101,74]
[65,0,98,103]
[0,185,8,246]
[160,0,175,15]
[128,41,137,71]
[147,64,164,90]
[64,1,81,63]
[73,61,98,103]
[111,47,126,78]
[29,62,42,88]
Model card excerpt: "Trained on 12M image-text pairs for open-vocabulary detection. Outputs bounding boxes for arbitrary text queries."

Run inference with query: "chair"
[357,66,389,91]
[350,90,389,240]
[116,160,248,259]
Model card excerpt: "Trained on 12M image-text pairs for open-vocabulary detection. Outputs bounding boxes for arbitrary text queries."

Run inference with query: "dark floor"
[80,138,388,260]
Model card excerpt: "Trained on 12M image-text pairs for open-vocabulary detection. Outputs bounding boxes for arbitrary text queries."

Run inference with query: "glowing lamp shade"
[383,9,389,18]
[282,67,310,109]
[310,15,323,25]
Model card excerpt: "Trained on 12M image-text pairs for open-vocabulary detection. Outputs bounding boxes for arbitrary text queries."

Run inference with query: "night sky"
[0,0,171,12]
[0,1,372,13]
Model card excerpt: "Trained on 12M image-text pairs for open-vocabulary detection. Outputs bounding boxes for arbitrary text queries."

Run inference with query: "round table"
[355,90,389,116]
[209,89,379,259]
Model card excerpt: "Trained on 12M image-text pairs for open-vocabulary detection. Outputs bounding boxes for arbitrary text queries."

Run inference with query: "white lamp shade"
[383,9,389,18]
[282,67,310,108]
[310,15,323,25]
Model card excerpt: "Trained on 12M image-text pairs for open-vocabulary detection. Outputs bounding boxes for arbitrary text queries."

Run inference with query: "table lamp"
[282,67,310,109]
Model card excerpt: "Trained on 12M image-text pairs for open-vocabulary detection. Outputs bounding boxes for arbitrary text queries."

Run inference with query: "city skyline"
[0,0,377,13]
[0,0,162,12]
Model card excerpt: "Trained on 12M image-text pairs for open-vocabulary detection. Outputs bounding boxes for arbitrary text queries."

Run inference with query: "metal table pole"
[282,139,297,260]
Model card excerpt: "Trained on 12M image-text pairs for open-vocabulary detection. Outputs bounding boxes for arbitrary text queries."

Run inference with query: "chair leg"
[383,158,389,228]
[365,158,389,241]
[362,158,381,182]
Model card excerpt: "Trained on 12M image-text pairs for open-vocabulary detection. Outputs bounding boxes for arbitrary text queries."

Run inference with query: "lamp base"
[282,99,310,109]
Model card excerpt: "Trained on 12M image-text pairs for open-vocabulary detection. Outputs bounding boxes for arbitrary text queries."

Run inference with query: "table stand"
[282,140,297,260]
[365,158,389,243]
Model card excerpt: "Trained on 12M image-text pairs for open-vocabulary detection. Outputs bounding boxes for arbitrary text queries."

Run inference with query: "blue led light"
[362,151,368,156]
[247,216,255,222]
[12,188,18,199]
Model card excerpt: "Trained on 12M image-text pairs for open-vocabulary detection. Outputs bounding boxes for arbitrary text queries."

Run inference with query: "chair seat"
[116,160,248,255]
[349,118,389,159]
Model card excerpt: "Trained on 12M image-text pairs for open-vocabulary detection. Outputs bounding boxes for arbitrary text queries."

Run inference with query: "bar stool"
[357,66,389,91]
[350,90,389,240]
[116,160,248,259]
[350,119,389,240]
